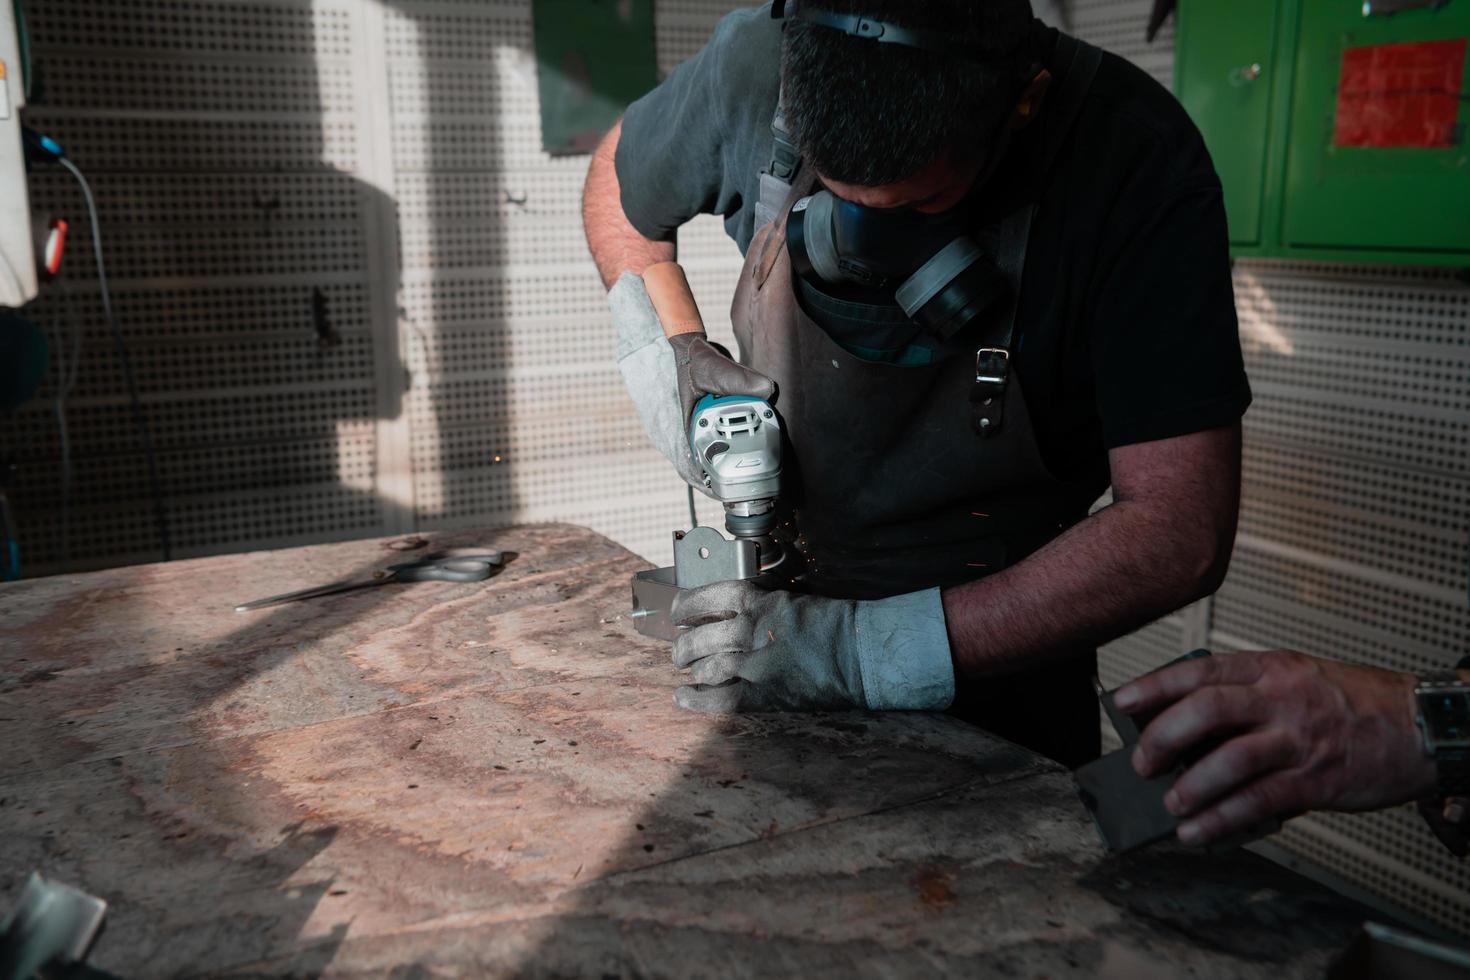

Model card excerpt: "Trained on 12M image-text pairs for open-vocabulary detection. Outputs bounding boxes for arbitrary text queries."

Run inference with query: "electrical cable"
[687,483,697,529]
[57,154,172,561]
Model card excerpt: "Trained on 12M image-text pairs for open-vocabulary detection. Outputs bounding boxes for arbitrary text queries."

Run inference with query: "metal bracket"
[972,347,1010,436]
[630,565,679,641]
[629,527,760,641]
[672,526,759,589]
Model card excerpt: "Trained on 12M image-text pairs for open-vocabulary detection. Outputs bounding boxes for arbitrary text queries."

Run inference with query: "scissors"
[234,553,504,612]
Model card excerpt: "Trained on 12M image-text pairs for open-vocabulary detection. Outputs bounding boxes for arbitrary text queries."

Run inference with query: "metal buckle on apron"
[971,347,1009,437]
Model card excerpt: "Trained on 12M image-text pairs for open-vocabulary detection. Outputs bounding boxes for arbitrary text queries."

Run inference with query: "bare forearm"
[942,424,1241,681]
[583,118,674,288]
[942,499,1222,678]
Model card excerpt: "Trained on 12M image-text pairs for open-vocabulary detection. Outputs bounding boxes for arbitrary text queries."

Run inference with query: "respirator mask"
[786,189,1012,343]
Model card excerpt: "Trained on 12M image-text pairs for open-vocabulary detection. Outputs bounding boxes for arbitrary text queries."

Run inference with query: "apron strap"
[754,84,802,231]
[755,169,820,289]
[970,32,1104,437]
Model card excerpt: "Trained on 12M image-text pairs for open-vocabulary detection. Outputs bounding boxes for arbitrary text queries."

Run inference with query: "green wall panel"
[1176,0,1470,264]
[1283,1,1470,254]
[1175,0,1280,245]
[532,0,658,156]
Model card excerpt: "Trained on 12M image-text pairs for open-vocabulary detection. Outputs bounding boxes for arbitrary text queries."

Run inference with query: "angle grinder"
[642,262,785,572]
[689,392,784,570]
[628,263,788,639]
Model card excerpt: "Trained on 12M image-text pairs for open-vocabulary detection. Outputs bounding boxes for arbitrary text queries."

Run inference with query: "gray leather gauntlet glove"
[670,580,956,713]
[610,273,774,495]
[667,331,776,430]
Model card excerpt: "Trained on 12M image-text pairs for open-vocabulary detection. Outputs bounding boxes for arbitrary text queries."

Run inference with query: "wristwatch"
[1415,665,1470,797]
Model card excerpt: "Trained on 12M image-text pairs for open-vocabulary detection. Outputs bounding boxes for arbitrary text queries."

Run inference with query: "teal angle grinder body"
[688,392,784,568]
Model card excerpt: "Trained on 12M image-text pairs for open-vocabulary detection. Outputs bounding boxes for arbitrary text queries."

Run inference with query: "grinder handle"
[642,261,706,339]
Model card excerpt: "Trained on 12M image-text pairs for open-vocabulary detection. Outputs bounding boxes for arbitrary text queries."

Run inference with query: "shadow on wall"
[7,0,534,575]
[1,0,513,968]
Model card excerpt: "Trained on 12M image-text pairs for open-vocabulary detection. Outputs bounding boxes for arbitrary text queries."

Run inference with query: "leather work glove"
[667,332,776,434]
[670,580,956,713]
[609,273,774,495]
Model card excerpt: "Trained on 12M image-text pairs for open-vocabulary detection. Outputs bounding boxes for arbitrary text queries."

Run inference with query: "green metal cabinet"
[1174,0,1281,247]
[1175,0,1470,264]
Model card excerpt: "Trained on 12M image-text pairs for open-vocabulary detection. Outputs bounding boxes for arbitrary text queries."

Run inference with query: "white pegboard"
[1069,0,1173,86]
[21,1,356,58]
[382,2,532,63]
[1239,443,1469,600]
[9,9,383,571]
[1212,544,1470,676]
[380,0,747,560]
[1274,808,1470,939]
[22,113,362,173]
[22,280,371,342]
[36,54,358,115]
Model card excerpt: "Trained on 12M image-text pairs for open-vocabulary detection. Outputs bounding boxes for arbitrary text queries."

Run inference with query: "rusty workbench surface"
[0,523,1365,977]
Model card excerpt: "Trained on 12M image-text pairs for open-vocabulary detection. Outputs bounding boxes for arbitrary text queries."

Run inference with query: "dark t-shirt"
[615,4,1250,482]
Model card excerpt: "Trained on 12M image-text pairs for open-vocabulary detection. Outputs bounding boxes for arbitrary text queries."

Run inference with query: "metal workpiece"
[630,565,679,641]
[672,525,760,589]
[1075,650,1208,853]
[1077,650,1280,854]
[0,873,107,979]
[630,526,762,640]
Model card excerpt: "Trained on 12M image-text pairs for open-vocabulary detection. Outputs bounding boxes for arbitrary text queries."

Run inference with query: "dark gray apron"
[730,34,1108,767]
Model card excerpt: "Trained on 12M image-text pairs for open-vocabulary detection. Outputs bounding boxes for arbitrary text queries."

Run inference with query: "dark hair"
[780,0,1037,186]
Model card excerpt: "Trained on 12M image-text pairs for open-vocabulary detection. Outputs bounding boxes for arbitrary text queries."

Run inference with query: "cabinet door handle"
[1229,63,1264,86]
[1363,0,1450,16]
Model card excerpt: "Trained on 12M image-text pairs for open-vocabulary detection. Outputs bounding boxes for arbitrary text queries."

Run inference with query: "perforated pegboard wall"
[1218,260,1470,936]
[1073,0,1470,939]
[384,0,743,565]
[5,0,746,574]
[7,0,388,571]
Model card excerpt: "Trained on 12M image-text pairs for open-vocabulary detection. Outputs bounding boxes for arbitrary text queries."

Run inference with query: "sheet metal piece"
[1077,649,1283,854]
[1074,745,1182,854]
[630,527,760,640]
[0,872,107,979]
[1075,650,1209,853]
[672,526,759,589]
[631,565,678,641]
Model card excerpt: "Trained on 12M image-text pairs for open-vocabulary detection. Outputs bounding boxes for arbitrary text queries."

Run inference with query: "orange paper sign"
[1334,39,1466,148]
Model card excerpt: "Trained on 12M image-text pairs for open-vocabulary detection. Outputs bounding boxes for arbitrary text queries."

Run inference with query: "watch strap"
[1418,670,1470,800]
[1438,747,1470,798]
